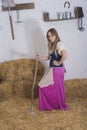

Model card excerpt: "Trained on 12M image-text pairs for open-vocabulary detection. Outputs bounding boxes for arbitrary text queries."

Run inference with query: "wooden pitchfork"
[2,0,15,40]
[29,58,38,116]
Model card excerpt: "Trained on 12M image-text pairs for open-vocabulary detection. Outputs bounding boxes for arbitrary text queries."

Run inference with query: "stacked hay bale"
[65,79,87,100]
[0,59,44,100]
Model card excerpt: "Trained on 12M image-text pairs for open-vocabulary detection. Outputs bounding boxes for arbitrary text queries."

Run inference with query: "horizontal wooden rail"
[2,3,35,11]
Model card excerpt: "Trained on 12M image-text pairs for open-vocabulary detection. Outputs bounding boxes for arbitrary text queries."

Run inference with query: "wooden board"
[2,3,35,11]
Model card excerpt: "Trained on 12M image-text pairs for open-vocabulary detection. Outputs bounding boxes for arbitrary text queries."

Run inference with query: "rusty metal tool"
[2,0,15,40]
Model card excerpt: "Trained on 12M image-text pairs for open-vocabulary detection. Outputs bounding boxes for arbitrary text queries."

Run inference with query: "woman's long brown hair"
[46,28,61,51]
[46,28,61,59]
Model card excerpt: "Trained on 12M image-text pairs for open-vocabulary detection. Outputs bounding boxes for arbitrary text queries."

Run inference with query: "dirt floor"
[0,79,87,130]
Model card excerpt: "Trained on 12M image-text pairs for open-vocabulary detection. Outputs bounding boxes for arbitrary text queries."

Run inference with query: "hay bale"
[0,59,44,100]
[65,79,87,99]
[0,88,5,101]
[0,58,87,102]
[0,82,14,101]
[14,80,38,98]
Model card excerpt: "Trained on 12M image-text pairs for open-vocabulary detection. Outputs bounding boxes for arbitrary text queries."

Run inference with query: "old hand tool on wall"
[2,0,15,40]
[74,7,85,31]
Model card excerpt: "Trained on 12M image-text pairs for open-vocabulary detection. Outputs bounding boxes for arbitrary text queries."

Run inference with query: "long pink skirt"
[39,67,68,111]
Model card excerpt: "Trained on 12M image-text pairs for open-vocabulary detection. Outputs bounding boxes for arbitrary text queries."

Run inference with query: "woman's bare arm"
[36,49,50,60]
[39,56,49,60]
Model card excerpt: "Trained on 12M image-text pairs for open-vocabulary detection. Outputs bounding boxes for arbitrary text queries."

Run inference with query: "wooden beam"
[2,3,35,11]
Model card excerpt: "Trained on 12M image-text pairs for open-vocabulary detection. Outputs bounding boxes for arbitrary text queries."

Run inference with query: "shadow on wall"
[24,18,47,56]
[7,18,48,68]
[24,18,48,67]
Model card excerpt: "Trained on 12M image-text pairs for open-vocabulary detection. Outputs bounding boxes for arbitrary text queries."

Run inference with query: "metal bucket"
[57,12,63,20]
[63,11,71,19]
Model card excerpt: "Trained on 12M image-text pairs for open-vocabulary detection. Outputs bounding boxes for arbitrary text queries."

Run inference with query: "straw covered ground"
[0,79,87,130]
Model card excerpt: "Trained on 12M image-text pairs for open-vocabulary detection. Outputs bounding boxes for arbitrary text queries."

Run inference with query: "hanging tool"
[2,0,15,40]
[15,8,23,23]
[74,7,85,31]
[29,58,38,116]
[78,17,84,31]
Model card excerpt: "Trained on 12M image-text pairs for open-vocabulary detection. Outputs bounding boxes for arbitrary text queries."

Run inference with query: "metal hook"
[15,8,23,23]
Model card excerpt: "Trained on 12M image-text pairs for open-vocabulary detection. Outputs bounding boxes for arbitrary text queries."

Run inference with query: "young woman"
[37,28,68,111]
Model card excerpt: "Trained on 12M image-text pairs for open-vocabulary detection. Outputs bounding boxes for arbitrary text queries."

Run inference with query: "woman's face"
[47,32,56,43]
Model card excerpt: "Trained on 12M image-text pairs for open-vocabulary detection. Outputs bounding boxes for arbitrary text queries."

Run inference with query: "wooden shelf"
[44,17,77,22]
[43,12,77,22]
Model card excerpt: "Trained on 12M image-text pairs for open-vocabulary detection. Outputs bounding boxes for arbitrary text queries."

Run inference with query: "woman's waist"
[50,63,63,68]
[49,58,63,67]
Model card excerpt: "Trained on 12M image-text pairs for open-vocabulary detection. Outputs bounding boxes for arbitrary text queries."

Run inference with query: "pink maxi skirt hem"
[38,67,68,111]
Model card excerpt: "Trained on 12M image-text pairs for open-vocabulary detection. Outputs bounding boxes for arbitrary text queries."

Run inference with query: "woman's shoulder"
[57,41,66,50]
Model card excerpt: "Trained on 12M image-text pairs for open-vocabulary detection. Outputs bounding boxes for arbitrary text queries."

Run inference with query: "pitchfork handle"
[9,15,15,40]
